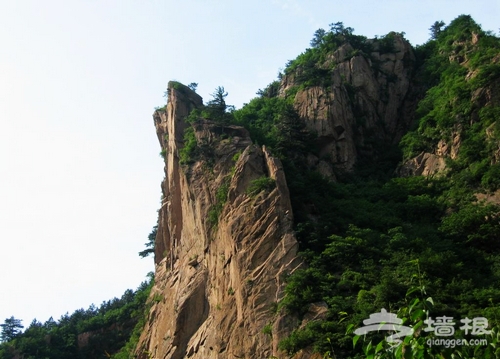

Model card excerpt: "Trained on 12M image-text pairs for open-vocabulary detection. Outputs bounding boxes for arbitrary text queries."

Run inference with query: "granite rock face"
[136,82,302,359]
[281,33,417,172]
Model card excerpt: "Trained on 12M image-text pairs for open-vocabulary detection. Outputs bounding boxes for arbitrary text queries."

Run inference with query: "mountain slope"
[137,16,500,359]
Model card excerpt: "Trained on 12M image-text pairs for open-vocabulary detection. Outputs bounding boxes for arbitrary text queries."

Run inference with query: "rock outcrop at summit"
[281,33,417,173]
[135,82,301,359]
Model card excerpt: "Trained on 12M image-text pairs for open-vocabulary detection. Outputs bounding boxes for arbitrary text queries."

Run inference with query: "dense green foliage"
[246,176,276,197]
[224,15,500,359]
[185,86,235,126]
[232,92,314,158]
[0,278,153,359]
[350,273,500,359]
[401,15,500,192]
[179,125,198,165]
[277,175,500,357]
[0,318,23,343]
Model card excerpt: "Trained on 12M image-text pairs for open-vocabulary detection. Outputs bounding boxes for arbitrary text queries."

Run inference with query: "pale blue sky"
[0,0,497,328]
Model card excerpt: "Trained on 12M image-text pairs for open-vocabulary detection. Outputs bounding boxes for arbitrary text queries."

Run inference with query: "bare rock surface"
[136,82,302,359]
[398,152,447,177]
[282,33,416,171]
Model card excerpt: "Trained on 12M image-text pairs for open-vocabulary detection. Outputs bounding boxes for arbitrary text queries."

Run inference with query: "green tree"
[0,317,23,342]
[310,28,326,48]
[139,225,157,258]
[206,86,228,120]
[275,103,310,156]
[429,20,445,39]
[329,21,353,36]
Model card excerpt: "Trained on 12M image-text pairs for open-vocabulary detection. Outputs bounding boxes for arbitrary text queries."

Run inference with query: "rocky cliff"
[136,24,500,357]
[137,33,422,359]
[399,25,500,177]
[135,82,302,359]
[280,33,417,175]
[0,15,498,359]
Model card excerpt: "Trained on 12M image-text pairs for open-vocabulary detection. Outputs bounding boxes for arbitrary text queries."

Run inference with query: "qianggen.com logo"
[426,337,487,348]
[423,315,490,348]
[354,309,491,348]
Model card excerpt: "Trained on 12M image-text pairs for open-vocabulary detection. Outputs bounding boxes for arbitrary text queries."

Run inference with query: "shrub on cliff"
[179,126,198,165]
[246,176,276,197]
